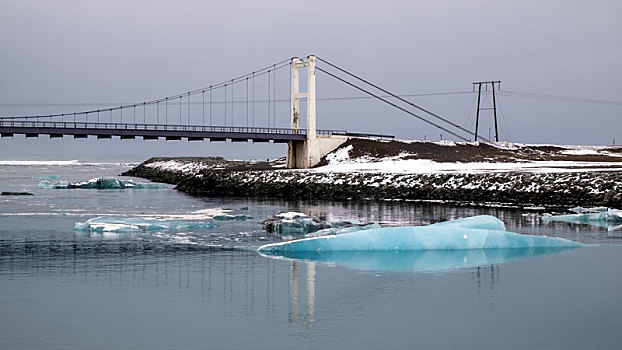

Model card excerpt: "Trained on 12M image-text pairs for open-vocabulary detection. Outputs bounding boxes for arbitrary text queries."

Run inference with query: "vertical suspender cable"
[267,69,271,128]
[246,77,249,127]
[209,86,212,126]
[252,72,255,127]
[165,97,168,125]
[231,79,234,127]
[273,65,276,127]
[224,84,227,126]
[157,101,160,124]
[179,96,182,125]
[187,92,191,126]
[202,90,205,127]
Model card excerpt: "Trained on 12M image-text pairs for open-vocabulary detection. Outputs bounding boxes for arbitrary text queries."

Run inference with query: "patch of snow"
[275,211,309,219]
[326,145,353,164]
[145,160,210,175]
[560,149,600,155]
[313,158,622,174]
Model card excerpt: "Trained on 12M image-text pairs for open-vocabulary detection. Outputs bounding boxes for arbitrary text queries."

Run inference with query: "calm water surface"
[1,157,621,349]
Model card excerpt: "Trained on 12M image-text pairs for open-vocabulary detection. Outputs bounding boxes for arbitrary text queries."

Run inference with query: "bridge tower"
[287,56,320,168]
[286,56,348,169]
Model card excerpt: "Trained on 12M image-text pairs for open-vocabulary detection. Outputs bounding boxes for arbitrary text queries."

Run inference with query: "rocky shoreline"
[122,158,622,210]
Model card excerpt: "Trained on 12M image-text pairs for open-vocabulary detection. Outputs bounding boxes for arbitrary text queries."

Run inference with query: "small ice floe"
[212,214,253,221]
[542,207,622,231]
[261,211,377,237]
[74,216,214,233]
[34,175,60,180]
[543,207,622,223]
[39,177,167,189]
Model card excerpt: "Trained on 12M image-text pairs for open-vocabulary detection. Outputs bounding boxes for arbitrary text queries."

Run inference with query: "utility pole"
[473,81,501,142]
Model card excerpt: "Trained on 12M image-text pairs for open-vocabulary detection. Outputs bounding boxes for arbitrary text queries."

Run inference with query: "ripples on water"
[1,158,622,349]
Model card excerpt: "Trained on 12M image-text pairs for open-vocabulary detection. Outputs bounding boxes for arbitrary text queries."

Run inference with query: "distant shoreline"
[122,139,622,209]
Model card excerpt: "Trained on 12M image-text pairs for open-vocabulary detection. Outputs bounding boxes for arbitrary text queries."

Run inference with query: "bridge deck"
[0,121,392,142]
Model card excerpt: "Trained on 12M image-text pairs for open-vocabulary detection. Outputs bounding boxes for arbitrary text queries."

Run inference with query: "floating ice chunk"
[262,212,325,235]
[258,215,582,253]
[262,247,579,273]
[212,214,253,221]
[38,180,71,189]
[274,211,309,219]
[569,206,608,214]
[34,175,60,180]
[74,216,214,233]
[39,177,167,189]
[262,211,372,236]
[542,208,622,224]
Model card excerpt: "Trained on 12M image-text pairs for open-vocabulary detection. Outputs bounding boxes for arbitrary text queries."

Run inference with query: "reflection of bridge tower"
[286,56,348,169]
[288,260,316,332]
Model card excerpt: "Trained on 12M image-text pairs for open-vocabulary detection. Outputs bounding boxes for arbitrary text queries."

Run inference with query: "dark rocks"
[168,169,622,209]
[1,192,34,196]
[123,154,622,209]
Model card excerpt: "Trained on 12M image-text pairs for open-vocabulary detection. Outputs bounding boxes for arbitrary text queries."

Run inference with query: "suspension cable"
[315,66,470,142]
[316,56,483,141]
[0,59,290,120]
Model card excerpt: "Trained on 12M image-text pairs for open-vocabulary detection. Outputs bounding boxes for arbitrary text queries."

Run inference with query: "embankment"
[122,140,622,208]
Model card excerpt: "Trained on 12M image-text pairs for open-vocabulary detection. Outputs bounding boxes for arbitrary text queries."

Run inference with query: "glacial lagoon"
[1,157,621,349]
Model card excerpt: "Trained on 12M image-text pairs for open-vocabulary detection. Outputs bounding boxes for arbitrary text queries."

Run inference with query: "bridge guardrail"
[0,120,354,136]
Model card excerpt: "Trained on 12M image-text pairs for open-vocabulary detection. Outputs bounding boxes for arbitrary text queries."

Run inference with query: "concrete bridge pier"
[286,55,348,169]
[287,136,348,169]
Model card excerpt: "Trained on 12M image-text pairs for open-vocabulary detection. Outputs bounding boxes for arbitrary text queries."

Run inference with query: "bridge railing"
[0,120,350,136]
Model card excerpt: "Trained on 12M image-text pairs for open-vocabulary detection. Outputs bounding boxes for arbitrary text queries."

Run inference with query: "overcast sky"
[1,0,620,158]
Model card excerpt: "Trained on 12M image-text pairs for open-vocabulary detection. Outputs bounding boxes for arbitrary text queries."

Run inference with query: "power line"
[499,90,622,106]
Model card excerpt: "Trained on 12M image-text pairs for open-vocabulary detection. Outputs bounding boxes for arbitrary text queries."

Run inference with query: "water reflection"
[288,261,316,335]
[262,247,579,273]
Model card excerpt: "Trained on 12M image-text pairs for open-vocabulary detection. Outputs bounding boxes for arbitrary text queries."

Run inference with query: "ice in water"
[262,211,374,236]
[258,215,582,253]
[264,247,579,273]
[542,207,622,227]
[74,216,214,233]
[39,177,167,189]
[212,214,253,221]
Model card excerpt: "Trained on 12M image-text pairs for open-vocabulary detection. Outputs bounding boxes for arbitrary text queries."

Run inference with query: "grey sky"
[1,0,620,158]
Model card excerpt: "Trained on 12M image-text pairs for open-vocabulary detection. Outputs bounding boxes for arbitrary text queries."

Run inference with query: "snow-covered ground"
[144,159,231,175]
[315,142,622,174]
[315,158,622,174]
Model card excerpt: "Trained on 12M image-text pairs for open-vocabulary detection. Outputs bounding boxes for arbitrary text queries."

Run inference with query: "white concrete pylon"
[290,57,301,131]
[287,55,333,169]
[289,55,317,139]
[306,55,316,141]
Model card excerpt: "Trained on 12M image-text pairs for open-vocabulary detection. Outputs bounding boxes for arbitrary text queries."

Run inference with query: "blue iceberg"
[261,248,578,273]
[39,177,167,189]
[74,216,214,233]
[257,215,582,253]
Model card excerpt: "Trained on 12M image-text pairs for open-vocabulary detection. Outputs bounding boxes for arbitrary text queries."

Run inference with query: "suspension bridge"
[0,55,495,168]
